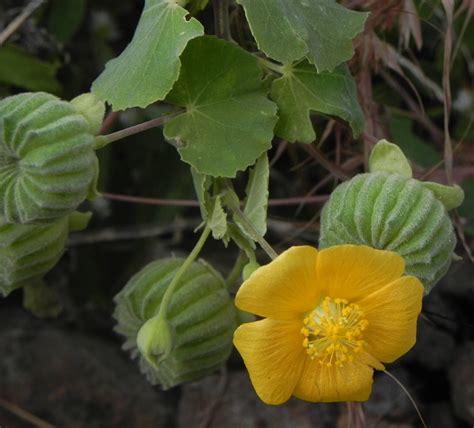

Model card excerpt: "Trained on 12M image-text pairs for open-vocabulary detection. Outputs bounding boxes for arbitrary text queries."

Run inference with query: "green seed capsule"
[0,216,69,296]
[113,258,238,389]
[319,141,463,293]
[320,172,456,291]
[0,92,99,224]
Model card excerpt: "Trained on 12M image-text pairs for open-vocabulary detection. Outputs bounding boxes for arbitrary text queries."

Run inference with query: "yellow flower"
[233,245,423,405]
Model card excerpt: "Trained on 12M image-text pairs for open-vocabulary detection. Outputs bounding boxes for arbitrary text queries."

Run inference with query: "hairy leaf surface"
[92,0,203,110]
[271,62,364,143]
[236,0,368,71]
[164,36,278,177]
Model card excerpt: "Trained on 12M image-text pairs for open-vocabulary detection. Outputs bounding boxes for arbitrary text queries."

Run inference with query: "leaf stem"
[158,225,211,319]
[100,111,181,147]
[257,57,286,75]
[225,194,278,261]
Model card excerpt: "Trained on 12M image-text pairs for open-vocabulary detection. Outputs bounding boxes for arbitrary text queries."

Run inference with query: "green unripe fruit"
[0,216,69,296]
[319,141,463,293]
[0,92,99,224]
[113,258,238,389]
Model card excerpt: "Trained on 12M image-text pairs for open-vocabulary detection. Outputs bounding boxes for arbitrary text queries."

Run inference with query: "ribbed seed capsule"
[0,215,69,296]
[319,172,456,292]
[0,92,99,224]
[113,258,238,389]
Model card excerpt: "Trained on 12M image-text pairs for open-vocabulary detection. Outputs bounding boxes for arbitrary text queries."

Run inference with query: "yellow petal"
[357,276,423,363]
[235,246,319,319]
[316,245,405,301]
[293,356,374,402]
[233,318,306,405]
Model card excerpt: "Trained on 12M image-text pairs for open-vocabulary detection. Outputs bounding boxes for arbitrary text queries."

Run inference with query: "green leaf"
[164,36,278,177]
[207,196,228,240]
[271,62,364,143]
[243,154,269,237]
[191,168,212,220]
[47,0,86,43]
[91,0,203,110]
[227,224,256,263]
[0,44,61,94]
[236,0,368,71]
[368,140,413,178]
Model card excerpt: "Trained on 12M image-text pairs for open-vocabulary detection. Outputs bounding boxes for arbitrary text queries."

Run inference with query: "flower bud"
[0,92,99,224]
[319,140,463,292]
[113,258,238,389]
[70,93,106,135]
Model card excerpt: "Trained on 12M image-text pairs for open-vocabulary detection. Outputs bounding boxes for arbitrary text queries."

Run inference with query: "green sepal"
[236,308,257,325]
[368,139,413,178]
[86,156,101,200]
[70,93,106,135]
[94,135,109,150]
[22,281,62,319]
[423,182,464,211]
[68,211,92,232]
[137,316,175,369]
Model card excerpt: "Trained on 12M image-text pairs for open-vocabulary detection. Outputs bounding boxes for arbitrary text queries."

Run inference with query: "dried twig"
[0,0,46,46]
[442,0,454,185]
[0,398,55,428]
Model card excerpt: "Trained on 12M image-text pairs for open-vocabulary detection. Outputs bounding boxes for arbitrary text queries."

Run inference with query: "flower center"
[301,297,369,367]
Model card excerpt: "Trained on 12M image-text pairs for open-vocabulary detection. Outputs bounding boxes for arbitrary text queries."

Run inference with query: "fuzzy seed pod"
[319,140,463,292]
[0,216,69,296]
[0,92,99,224]
[113,258,238,389]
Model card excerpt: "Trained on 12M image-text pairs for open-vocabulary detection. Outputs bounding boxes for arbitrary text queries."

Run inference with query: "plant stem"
[101,112,180,146]
[158,226,211,319]
[214,0,232,40]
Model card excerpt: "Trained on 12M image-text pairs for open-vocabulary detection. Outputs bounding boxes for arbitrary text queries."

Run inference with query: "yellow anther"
[301,296,368,367]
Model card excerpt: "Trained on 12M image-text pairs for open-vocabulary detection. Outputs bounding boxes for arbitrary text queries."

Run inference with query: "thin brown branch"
[299,144,351,180]
[68,220,199,246]
[0,398,55,428]
[0,0,46,46]
[442,0,454,184]
[101,192,329,207]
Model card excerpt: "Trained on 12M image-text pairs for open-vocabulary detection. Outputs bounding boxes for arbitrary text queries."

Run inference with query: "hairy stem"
[158,225,211,319]
[101,111,181,146]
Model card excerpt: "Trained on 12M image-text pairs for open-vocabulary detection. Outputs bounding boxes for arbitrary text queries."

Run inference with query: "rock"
[0,308,174,428]
[438,262,474,306]
[405,316,455,370]
[363,369,418,422]
[449,342,474,424]
[424,402,458,428]
[178,371,339,428]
